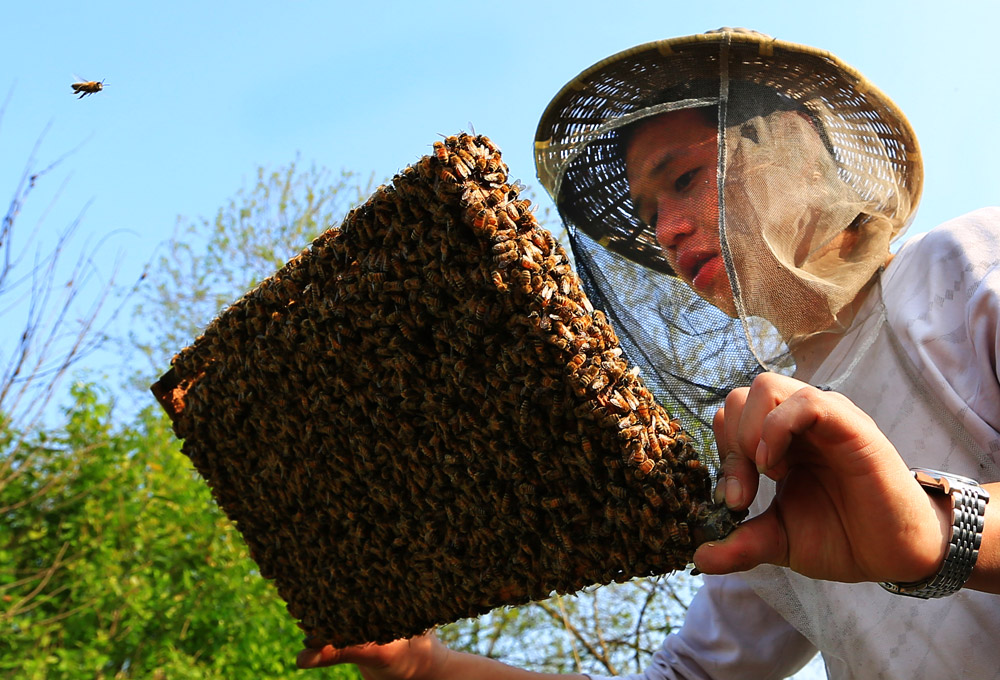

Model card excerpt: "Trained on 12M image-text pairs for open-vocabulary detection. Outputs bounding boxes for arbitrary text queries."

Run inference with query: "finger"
[296,642,382,670]
[691,505,788,574]
[757,385,865,475]
[297,645,345,669]
[741,374,817,479]
[713,397,757,510]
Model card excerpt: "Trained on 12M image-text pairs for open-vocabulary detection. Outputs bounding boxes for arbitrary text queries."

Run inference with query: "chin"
[692,280,738,318]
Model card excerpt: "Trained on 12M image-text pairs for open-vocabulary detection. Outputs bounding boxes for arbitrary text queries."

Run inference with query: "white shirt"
[588,208,1000,680]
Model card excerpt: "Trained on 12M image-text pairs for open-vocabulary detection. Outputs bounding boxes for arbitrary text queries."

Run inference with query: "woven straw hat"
[533,28,923,275]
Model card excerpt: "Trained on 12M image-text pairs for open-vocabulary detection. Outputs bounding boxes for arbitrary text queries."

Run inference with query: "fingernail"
[755,439,768,473]
[713,477,726,504]
[725,476,742,509]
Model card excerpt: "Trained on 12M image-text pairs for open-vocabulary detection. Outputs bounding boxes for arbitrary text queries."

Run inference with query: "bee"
[608,484,628,500]
[438,167,460,187]
[473,300,489,322]
[514,269,532,293]
[496,210,517,232]
[473,207,496,231]
[71,77,106,98]
[545,334,569,352]
[479,136,500,154]
[494,248,520,268]
[648,426,663,459]
[519,255,541,272]
[619,424,645,441]
[490,270,507,293]
[570,315,593,333]
[451,156,472,180]
[588,372,608,393]
[492,239,517,255]
[566,353,586,372]
[636,399,651,423]
[432,140,449,163]
[534,282,556,306]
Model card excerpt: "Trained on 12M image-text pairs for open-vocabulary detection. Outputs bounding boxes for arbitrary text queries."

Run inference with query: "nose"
[653,198,697,251]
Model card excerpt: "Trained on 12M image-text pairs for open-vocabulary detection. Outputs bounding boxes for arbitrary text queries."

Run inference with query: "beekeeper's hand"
[297,629,587,679]
[693,372,951,585]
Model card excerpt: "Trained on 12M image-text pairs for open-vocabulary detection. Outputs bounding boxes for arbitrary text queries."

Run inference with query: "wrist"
[918,491,954,582]
[880,468,990,599]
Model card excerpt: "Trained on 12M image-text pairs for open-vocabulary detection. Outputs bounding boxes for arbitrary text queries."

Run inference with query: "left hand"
[693,372,950,584]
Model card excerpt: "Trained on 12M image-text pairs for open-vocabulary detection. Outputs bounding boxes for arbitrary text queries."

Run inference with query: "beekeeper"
[299,28,1000,679]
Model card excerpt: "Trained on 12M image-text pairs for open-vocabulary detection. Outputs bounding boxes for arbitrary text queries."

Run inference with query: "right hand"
[296,630,449,680]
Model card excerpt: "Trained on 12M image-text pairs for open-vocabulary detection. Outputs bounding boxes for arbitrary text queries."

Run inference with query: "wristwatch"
[879,467,990,599]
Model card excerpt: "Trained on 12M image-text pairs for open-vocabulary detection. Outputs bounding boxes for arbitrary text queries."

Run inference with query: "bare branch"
[555,594,583,672]
[1,541,69,621]
[534,599,618,676]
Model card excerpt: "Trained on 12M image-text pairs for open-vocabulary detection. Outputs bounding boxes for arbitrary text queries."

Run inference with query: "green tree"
[0,384,359,679]
[0,110,357,677]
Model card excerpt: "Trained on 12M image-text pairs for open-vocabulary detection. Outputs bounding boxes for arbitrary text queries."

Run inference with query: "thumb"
[692,507,787,574]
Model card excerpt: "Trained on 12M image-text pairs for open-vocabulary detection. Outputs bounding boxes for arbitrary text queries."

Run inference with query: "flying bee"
[71,77,106,98]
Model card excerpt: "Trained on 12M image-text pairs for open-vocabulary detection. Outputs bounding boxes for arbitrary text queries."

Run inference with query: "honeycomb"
[152,133,741,647]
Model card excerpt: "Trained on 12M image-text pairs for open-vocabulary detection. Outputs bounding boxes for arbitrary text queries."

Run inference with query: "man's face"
[624,108,736,315]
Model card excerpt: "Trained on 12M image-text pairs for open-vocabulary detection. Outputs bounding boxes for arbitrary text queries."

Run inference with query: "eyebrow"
[649,152,677,178]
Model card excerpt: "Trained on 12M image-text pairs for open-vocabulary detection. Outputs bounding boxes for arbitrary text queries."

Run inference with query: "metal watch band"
[879,468,990,599]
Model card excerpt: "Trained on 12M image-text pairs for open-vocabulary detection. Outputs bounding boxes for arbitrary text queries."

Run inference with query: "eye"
[674,168,701,192]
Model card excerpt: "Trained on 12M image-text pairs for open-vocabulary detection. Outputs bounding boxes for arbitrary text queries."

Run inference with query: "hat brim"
[534,29,923,275]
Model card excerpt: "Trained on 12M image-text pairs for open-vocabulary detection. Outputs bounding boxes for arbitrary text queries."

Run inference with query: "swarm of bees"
[152,133,741,648]
[71,78,105,98]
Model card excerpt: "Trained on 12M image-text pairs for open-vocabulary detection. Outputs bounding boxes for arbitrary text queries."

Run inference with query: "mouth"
[677,250,718,288]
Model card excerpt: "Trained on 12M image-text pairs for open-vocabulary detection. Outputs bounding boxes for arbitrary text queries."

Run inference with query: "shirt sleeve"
[585,574,817,680]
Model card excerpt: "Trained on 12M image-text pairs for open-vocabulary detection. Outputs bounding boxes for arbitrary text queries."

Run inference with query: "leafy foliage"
[0,383,359,679]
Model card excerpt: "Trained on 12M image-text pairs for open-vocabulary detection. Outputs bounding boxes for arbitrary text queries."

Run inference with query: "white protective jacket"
[588,207,1000,680]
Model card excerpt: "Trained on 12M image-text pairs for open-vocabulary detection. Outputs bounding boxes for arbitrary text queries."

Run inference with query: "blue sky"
[2,0,998,379]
